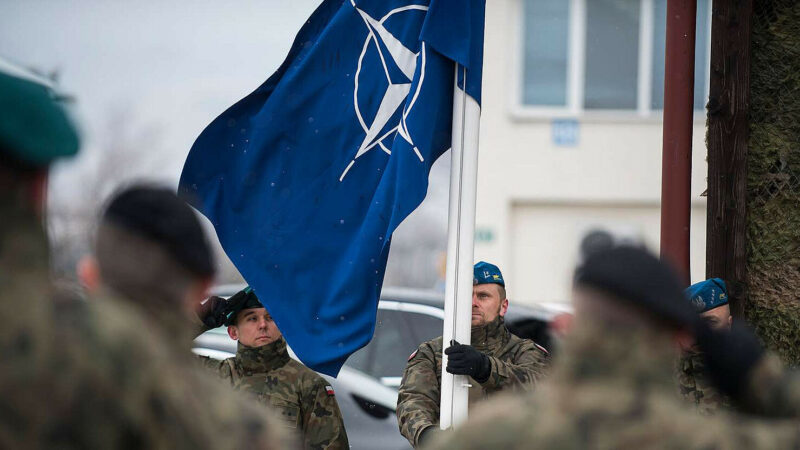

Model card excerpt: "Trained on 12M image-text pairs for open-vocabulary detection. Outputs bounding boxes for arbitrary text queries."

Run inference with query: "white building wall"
[473,0,709,305]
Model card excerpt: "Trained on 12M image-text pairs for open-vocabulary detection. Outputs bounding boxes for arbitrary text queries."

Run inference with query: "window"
[345,307,444,383]
[521,0,711,115]
[405,312,444,346]
[346,309,419,379]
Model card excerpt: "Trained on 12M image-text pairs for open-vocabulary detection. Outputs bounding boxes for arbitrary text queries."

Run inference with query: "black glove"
[197,290,250,329]
[445,340,491,383]
[695,321,765,399]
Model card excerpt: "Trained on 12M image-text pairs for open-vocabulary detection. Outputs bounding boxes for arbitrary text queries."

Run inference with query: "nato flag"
[179,0,484,376]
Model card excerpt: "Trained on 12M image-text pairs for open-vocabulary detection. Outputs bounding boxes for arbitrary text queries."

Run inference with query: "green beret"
[0,58,80,166]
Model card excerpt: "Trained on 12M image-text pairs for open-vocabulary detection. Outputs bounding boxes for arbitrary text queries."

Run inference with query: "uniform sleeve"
[397,344,440,448]
[479,339,548,394]
[300,377,349,450]
[194,355,235,385]
[741,353,800,418]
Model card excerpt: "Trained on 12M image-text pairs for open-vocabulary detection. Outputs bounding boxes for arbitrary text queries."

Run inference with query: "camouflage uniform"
[676,347,730,415]
[0,199,293,449]
[397,316,548,447]
[199,337,348,450]
[425,321,800,450]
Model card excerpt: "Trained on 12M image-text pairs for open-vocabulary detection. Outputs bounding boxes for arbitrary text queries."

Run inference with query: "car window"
[346,309,419,380]
[370,309,417,378]
[346,343,372,374]
[405,311,443,345]
[345,307,445,382]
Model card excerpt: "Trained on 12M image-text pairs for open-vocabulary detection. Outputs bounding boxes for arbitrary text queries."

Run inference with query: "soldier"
[0,60,292,449]
[426,245,800,450]
[197,287,349,450]
[677,278,732,414]
[396,261,548,448]
[78,185,217,349]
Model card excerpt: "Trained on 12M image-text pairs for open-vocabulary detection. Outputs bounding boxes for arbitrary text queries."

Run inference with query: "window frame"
[510,0,712,122]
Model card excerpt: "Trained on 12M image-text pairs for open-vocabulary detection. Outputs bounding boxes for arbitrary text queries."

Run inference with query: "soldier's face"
[227,308,282,347]
[471,284,508,327]
[701,304,732,330]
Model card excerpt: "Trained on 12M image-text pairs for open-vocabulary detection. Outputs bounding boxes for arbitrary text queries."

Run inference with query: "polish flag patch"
[325,385,335,396]
[408,349,418,361]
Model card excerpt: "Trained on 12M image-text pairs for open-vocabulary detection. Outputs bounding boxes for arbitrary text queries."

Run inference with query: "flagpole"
[440,63,481,429]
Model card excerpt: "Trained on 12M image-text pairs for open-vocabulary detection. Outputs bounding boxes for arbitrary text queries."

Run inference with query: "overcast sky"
[1,0,450,286]
[1,0,321,186]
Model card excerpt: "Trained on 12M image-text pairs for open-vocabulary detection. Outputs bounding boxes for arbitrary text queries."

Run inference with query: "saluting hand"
[445,340,491,383]
[197,290,251,329]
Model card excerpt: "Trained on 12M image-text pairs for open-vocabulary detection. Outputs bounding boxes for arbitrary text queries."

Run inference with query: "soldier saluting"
[396,261,549,448]
[198,288,349,450]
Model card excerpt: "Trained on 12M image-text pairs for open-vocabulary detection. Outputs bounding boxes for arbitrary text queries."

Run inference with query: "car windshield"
[347,307,443,384]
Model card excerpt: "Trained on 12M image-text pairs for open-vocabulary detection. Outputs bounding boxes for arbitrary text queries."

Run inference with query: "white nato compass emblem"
[340,1,429,182]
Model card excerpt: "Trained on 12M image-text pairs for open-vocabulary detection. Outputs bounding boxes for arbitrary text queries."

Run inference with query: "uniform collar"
[236,336,291,373]
[470,316,509,352]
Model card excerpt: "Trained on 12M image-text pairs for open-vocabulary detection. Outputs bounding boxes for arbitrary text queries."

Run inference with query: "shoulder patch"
[325,385,335,396]
[408,349,418,361]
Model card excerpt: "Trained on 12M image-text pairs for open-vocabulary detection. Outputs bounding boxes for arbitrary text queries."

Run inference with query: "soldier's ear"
[77,255,101,293]
[227,325,239,341]
[499,298,509,317]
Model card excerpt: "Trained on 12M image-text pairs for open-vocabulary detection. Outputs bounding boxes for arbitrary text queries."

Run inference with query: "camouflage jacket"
[676,347,730,414]
[396,316,548,447]
[199,338,348,450]
[0,198,293,450]
[425,321,800,450]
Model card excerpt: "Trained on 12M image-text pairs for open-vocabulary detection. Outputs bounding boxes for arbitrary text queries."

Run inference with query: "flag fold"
[179,0,485,376]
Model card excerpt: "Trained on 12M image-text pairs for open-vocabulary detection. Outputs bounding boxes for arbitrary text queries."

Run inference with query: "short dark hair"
[497,284,507,301]
[0,147,41,195]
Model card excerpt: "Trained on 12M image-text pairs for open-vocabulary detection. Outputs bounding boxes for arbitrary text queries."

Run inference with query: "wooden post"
[705,0,753,319]
[661,0,697,286]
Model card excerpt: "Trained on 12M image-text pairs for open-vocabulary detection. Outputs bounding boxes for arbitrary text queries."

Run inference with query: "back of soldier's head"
[573,244,697,332]
[94,185,215,316]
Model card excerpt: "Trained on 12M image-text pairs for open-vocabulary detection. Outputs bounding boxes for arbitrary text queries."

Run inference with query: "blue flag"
[179,0,484,376]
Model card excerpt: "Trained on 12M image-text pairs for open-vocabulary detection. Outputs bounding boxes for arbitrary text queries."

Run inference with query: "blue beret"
[685,278,728,313]
[473,261,504,287]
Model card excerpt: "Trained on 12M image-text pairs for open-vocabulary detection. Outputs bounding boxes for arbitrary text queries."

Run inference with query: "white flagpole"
[440,63,481,429]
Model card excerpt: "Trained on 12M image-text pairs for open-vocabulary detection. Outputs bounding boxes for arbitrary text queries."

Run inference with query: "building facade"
[473,0,712,304]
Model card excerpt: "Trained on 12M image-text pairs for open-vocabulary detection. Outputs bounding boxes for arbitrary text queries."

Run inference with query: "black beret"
[574,245,697,329]
[223,287,264,326]
[103,185,215,278]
